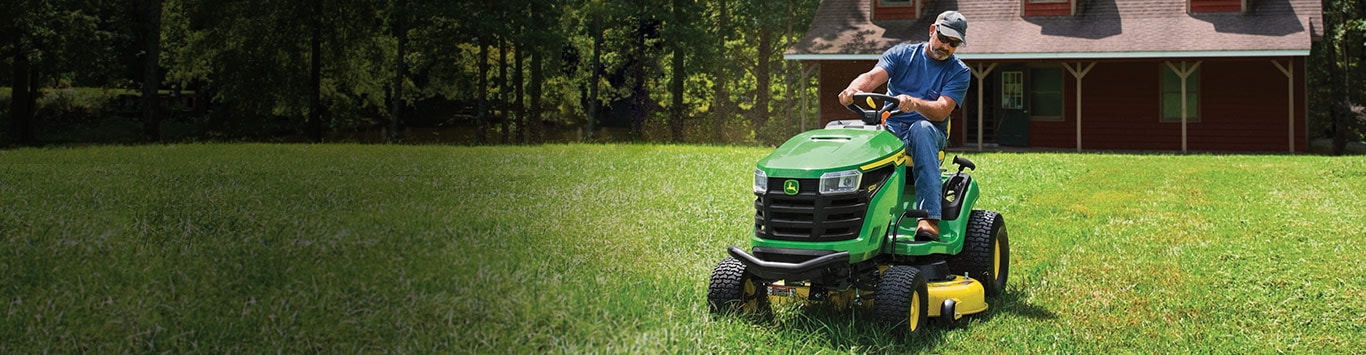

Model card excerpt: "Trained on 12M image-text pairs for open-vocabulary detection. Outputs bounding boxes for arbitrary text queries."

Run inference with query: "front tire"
[707,257,769,314]
[949,210,1010,297]
[875,266,929,334]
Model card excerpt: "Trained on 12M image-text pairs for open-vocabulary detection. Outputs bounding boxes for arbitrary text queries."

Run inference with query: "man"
[837,10,971,241]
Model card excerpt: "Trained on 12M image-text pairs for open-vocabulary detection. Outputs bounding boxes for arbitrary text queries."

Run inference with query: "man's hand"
[838,88,861,106]
[895,94,919,113]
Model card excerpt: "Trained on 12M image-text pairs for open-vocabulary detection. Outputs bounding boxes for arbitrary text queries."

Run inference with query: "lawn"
[1,144,1363,352]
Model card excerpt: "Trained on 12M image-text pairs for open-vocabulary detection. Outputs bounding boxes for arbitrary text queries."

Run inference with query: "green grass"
[2,144,1364,352]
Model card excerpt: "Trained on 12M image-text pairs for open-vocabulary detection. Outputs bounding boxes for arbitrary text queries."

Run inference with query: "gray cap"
[935,11,968,44]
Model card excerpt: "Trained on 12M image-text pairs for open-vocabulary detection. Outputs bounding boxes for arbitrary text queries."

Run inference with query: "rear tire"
[949,210,1010,297]
[707,257,769,314]
[875,266,929,334]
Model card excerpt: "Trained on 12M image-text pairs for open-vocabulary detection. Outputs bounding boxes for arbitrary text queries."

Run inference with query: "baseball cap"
[935,11,968,44]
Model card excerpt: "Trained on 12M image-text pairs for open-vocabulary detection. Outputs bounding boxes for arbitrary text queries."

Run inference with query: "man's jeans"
[888,120,946,220]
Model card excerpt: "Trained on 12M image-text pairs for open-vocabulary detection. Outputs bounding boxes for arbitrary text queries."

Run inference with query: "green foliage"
[2,145,1365,352]
[1309,0,1366,148]
[6,0,830,144]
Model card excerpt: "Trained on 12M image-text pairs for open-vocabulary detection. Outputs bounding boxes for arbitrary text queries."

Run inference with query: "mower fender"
[727,246,850,281]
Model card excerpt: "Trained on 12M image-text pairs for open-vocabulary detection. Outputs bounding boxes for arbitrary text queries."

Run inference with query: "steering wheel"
[844,93,902,125]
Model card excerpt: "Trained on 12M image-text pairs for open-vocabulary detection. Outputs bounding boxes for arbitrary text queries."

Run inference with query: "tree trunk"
[9,40,33,146]
[1327,7,1346,155]
[712,0,729,143]
[515,42,525,144]
[629,29,648,139]
[141,0,164,143]
[530,47,543,143]
[669,0,686,143]
[499,38,509,144]
[784,0,795,136]
[754,26,773,140]
[390,0,407,144]
[476,38,489,144]
[587,15,602,141]
[307,0,324,143]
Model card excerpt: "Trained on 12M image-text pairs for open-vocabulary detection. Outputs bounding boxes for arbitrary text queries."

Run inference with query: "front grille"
[753,166,892,242]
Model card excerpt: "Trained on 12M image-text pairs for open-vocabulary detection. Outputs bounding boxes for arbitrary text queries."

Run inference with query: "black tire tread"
[874,266,928,333]
[948,210,1009,297]
[707,257,763,313]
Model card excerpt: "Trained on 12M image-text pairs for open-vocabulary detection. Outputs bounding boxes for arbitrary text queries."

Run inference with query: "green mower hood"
[757,128,905,178]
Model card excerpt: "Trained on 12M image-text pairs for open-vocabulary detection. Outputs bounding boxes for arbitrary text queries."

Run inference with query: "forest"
[2,0,1363,149]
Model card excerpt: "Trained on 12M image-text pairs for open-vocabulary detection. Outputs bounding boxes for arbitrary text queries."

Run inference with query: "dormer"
[871,0,925,23]
[1022,0,1085,17]
[1188,0,1246,13]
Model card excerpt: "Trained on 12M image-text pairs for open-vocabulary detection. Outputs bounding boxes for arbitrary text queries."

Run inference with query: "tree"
[665,0,693,142]
[1319,0,1365,154]
[162,0,392,141]
[389,0,408,143]
[2,0,109,146]
[140,0,164,142]
[707,0,734,143]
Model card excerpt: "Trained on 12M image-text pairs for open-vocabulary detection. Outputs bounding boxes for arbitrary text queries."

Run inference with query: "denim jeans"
[888,120,946,219]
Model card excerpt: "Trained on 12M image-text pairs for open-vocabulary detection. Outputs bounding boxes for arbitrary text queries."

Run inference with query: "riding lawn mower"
[707,93,1010,334]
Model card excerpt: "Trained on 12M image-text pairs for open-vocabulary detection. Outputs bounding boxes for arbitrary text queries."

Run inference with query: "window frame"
[1028,65,1065,122]
[1159,65,1201,123]
[1000,71,1025,110]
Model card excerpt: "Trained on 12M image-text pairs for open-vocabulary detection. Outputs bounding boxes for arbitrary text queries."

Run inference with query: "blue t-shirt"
[876,42,971,133]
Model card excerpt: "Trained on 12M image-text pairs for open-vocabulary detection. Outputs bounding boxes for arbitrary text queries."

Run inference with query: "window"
[1001,71,1024,109]
[1189,0,1244,13]
[1160,66,1200,122]
[1023,0,1078,16]
[1030,67,1064,120]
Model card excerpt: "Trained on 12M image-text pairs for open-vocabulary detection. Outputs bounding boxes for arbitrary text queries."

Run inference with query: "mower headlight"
[819,170,862,194]
[753,169,768,194]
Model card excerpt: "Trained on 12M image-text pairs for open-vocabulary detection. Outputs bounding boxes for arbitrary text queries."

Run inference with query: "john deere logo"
[783,180,800,195]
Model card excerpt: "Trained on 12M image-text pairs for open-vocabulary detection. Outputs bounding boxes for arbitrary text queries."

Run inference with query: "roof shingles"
[788,0,1322,58]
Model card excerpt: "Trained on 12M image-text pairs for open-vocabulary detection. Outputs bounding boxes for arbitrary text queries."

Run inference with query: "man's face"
[927,25,962,61]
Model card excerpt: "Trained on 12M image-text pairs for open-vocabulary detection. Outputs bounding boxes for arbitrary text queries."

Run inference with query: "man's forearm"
[846,72,881,92]
[909,96,955,122]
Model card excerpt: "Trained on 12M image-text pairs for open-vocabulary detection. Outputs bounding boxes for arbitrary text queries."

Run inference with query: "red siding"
[1026,59,1306,152]
[1188,59,1305,151]
[1190,0,1243,12]
[818,60,883,125]
[1030,62,1177,150]
[872,1,919,21]
[1023,1,1073,17]
[817,57,1308,153]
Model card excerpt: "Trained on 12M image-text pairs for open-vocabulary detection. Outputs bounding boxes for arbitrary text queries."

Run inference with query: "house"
[786,0,1323,152]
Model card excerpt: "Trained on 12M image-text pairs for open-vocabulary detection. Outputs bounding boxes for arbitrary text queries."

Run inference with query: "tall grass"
[1,144,1363,352]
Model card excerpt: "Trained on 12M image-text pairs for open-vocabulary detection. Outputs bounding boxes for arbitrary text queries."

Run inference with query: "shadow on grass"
[717,287,1056,351]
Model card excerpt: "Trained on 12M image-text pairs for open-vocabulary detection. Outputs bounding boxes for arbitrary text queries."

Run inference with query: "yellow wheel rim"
[908,292,921,331]
[993,238,1001,279]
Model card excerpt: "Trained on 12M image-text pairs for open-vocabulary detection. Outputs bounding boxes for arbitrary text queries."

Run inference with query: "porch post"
[970,63,998,151]
[1063,62,1095,152]
[1272,59,1294,153]
[1164,61,1201,152]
